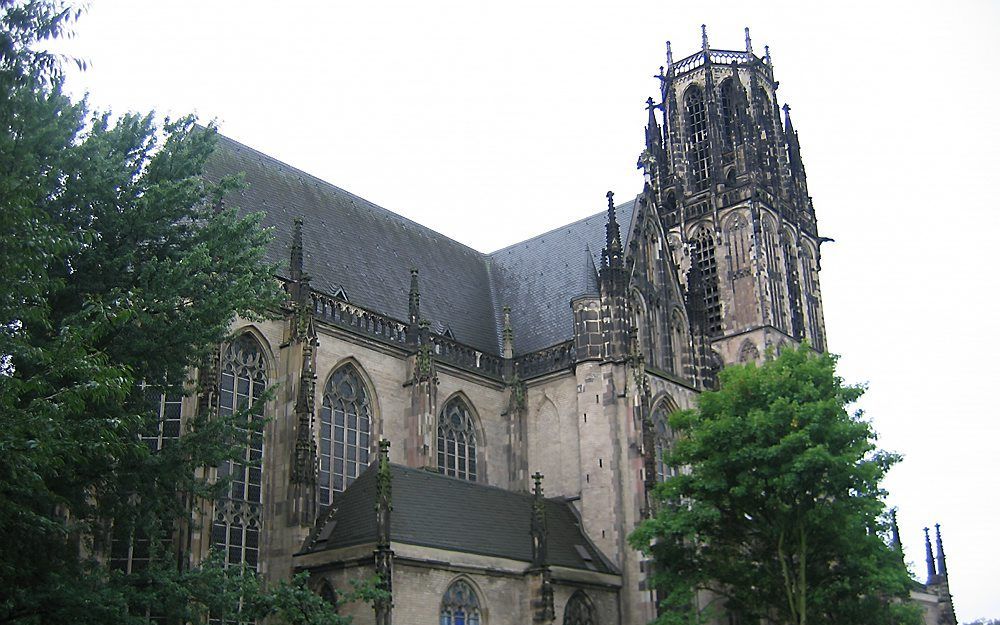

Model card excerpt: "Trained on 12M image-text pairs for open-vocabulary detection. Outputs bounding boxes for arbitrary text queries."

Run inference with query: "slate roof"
[487,199,637,354]
[203,132,637,356]
[301,464,616,575]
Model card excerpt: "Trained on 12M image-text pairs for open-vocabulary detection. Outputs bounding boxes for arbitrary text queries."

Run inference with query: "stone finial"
[665,40,673,69]
[924,526,937,582]
[376,439,392,547]
[889,508,902,552]
[290,217,304,282]
[765,44,772,66]
[408,268,420,324]
[603,191,623,268]
[935,523,949,579]
[502,305,514,359]
[745,26,753,54]
[530,471,547,567]
[701,24,709,51]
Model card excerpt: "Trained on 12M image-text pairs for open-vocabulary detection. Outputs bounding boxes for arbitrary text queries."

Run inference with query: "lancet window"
[684,85,711,192]
[437,397,478,481]
[439,580,482,625]
[319,363,372,504]
[211,333,267,570]
[564,590,598,625]
[720,78,742,150]
[651,399,678,482]
[762,220,788,332]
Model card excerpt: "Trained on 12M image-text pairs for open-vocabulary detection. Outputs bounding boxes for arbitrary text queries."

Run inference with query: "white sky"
[52,0,999,619]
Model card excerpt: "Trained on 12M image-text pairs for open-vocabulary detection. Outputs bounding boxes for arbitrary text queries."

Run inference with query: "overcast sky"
[52,0,999,619]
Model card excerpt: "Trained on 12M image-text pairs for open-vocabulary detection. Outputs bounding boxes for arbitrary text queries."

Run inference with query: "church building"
[125,27,953,624]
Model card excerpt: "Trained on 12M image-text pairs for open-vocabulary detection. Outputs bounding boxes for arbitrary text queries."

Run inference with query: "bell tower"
[639,26,827,363]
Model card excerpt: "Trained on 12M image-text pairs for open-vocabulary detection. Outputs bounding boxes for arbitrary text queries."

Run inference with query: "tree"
[0,2,380,623]
[631,344,921,625]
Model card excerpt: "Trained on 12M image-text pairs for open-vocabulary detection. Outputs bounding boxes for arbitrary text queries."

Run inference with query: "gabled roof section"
[487,197,638,355]
[202,134,502,353]
[301,464,616,575]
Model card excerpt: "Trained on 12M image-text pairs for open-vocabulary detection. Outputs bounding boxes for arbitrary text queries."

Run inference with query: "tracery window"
[692,228,723,334]
[319,364,372,504]
[739,340,760,363]
[651,400,678,482]
[564,590,597,625]
[720,78,742,150]
[437,397,478,481]
[684,85,711,192]
[212,333,267,571]
[439,580,482,625]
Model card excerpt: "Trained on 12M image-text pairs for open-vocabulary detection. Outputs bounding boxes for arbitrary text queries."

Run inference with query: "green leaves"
[631,344,919,625]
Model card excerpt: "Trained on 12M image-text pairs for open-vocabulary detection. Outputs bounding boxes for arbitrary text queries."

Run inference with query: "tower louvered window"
[720,79,742,150]
[437,397,478,481]
[319,364,372,504]
[693,228,723,335]
[651,400,678,482]
[684,86,711,192]
[439,580,482,625]
[564,590,598,625]
[212,334,267,571]
[727,215,751,277]
[762,221,788,332]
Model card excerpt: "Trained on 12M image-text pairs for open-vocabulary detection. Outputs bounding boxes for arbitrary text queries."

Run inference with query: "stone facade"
[135,27,953,625]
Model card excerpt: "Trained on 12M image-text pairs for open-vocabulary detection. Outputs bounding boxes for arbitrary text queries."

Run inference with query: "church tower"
[639,26,827,364]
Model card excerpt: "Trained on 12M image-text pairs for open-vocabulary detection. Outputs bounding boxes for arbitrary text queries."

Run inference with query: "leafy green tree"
[0,2,377,623]
[631,344,921,625]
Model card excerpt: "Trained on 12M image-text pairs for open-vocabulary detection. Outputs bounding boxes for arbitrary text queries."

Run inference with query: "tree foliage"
[631,345,921,625]
[0,2,375,623]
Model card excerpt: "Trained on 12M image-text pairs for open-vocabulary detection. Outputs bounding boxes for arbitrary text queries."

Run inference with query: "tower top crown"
[666,26,775,83]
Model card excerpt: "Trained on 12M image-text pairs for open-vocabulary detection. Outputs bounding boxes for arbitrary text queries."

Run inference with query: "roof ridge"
[487,196,639,257]
[213,132,489,258]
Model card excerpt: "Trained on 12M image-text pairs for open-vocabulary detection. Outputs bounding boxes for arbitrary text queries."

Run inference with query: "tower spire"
[924,526,937,583]
[935,523,949,579]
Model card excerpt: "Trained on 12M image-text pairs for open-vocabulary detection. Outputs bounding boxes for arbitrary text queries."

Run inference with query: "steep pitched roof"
[202,134,501,353]
[203,132,638,357]
[487,198,638,354]
[301,464,616,575]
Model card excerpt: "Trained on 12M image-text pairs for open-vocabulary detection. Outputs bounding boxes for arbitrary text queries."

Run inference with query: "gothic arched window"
[319,364,373,504]
[691,228,722,335]
[438,397,478,481]
[564,590,597,625]
[684,85,711,192]
[212,333,268,570]
[739,340,760,363]
[720,78,743,150]
[651,400,678,482]
[440,580,482,625]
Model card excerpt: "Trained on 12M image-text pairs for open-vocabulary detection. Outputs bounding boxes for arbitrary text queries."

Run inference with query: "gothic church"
[131,27,952,624]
